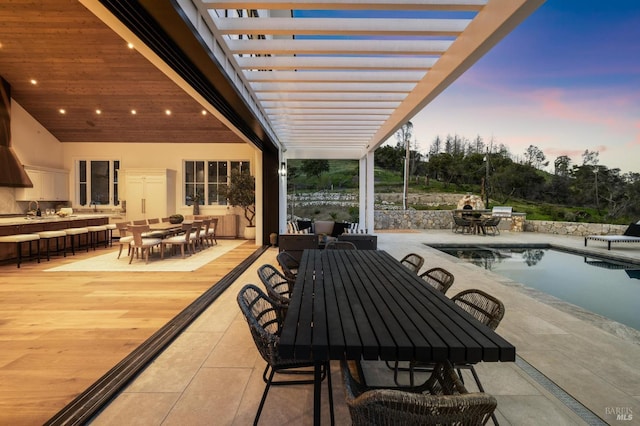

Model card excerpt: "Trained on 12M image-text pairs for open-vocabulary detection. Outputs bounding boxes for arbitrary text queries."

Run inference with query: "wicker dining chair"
[237,284,325,425]
[257,264,293,316]
[400,253,425,274]
[342,359,497,426]
[482,216,502,236]
[452,214,473,234]
[419,267,455,295]
[276,251,299,287]
[325,240,357,250]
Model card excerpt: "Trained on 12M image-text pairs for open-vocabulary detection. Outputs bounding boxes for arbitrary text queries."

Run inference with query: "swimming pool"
[432,245,640,331]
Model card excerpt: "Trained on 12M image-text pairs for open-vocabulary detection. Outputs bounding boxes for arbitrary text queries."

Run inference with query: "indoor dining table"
[279,249,516,425]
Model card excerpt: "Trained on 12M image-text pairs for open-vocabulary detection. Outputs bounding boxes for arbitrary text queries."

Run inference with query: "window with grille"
[184,160,250,206]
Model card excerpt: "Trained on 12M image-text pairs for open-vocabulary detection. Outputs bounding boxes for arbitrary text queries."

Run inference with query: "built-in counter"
[0,215,110,263]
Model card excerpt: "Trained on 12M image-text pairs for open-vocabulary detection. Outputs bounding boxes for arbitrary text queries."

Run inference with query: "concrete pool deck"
[91,230,640,425]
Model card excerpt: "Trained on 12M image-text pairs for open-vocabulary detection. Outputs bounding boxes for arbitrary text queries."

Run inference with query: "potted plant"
[224,170,256,239]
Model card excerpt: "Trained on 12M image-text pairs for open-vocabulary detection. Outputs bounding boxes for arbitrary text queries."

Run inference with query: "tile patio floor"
[90,230,640,425]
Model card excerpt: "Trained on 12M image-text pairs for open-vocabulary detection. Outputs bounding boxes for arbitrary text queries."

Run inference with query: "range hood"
[0,76,33,188]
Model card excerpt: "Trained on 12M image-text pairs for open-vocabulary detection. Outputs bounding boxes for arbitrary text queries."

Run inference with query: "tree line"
[376,124,640,221]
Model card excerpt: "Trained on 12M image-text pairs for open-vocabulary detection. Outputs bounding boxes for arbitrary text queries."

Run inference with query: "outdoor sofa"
[279,220,377,261]
[584,222,640,250]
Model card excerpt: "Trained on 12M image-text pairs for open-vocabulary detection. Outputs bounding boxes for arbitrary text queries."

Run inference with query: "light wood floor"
[0,240,259,426]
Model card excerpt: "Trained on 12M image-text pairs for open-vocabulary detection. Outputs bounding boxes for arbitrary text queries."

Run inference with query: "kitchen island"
[0,215,111,263]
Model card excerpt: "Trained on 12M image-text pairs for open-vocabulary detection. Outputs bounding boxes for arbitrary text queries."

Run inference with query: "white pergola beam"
[227,39,451,55]
[213,17,470,36]
[256,92,407,101]
[265,102,398,108]
[244,71,425,83]
[236,56,438,70]
[203,1,487,12]
[269,116,388,122]
[265,108,395,115]
[251,82,414,93]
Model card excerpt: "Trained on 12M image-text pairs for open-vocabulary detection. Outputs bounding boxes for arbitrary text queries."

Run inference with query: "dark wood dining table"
[279,249,516,425]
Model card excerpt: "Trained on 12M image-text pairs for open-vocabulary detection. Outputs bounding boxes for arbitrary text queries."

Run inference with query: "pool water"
[436,247,640,331]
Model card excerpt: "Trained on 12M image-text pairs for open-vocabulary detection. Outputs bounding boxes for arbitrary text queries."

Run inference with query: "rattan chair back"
[325,241,357,250]
[451,289,505,330]
[400,253,425,274]
[419,267,455,295]
[276,251,299,285]
[257,264,292,307]
[342,359,496,426]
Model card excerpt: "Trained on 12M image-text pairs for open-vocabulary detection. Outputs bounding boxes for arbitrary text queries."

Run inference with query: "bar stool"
[87,225,108,250]
[0,233,41,268]
[105,223,117,247]
[64,227,89,255]
[37,230,67,261]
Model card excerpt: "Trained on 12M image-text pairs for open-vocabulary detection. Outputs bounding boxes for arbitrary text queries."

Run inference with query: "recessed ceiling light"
[59,109,66,114]
[127,42,134,49]
[30,79,37,85]
[201,110,207,115]
[165,109,171,115]
[96,109,102,115]
[131,109,137,115]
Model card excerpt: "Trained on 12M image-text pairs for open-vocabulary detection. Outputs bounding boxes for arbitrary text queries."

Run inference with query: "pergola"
[176,0,545,233]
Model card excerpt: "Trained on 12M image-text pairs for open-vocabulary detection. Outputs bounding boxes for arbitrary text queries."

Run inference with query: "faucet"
[91,201,97,212]
[28,200,39,215]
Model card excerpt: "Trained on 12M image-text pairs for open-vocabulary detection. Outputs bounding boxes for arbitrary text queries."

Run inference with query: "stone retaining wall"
[373,210,626,236]
[524,220,628,236]
[374,210,524,232]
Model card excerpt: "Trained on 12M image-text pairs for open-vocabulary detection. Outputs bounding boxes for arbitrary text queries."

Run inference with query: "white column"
[365,151,375,232]
[359,152,375,233]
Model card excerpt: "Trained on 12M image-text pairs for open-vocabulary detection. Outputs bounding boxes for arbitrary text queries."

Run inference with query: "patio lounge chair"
[585,222,640,250]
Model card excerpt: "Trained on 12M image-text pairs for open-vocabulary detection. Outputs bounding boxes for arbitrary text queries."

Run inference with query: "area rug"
[45,240,246,272]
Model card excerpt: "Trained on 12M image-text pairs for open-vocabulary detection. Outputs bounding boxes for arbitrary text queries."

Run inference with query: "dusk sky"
[408,0,640,173]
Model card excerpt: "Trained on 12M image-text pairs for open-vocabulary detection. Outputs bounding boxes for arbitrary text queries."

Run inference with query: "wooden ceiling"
[0,0,245,144]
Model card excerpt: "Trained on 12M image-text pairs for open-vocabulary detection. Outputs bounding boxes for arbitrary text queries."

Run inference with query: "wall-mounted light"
[278,162,287,177]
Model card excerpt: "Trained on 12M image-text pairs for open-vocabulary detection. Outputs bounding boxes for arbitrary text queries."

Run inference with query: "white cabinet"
[123,169,176,221]
[53,171,68,201]
[15,166,69,201]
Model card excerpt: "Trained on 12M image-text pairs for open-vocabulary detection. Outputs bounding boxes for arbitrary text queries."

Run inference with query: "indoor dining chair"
[115,221,133,259]
[160,223,194,258]
[127,224,161,264]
